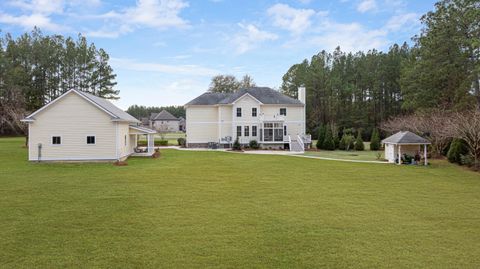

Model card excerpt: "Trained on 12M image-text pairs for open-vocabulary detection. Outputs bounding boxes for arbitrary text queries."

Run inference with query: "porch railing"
[297,135,305,152]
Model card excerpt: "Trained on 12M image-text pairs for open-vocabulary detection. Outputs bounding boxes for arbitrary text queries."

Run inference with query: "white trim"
[51,135,62,146]
[129,125,156,134]
[23,90,119,121]
[188,120,304,124]
[28,156,120,162]
[231,93,264,105]
[383,142,431,145]
[86,135,96,145]
[115,122,119,160]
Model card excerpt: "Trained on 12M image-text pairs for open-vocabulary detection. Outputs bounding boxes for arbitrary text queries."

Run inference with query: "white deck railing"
[297,135,305,152]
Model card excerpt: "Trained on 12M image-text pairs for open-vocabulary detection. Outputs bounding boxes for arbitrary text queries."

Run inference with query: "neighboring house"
[178,117,186,132]
[149,110,181,132]
[21,89,157,162]
[184,87,310,151]
[382,131,430,165]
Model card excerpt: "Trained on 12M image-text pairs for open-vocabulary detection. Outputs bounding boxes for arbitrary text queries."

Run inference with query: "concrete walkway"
[159,146,388,164]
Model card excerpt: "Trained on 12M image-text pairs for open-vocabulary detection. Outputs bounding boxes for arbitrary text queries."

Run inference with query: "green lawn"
[303,149,384,161]
[138,132,185,146]
[1,137,480,268]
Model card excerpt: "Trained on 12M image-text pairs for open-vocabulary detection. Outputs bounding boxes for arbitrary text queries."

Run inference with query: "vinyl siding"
[28,92,117,161]
[117,122,132,160]
[186,97,305,146]
[186,106,218,143]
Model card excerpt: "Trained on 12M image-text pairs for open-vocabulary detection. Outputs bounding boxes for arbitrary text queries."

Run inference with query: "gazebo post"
[398,144,402,165]
[424,144,428,166]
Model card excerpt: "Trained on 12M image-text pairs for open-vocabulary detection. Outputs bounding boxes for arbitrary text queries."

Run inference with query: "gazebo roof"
[382,131,430,145]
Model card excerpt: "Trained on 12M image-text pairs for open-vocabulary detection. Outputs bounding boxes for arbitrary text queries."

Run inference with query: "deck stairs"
[289,136,304,153]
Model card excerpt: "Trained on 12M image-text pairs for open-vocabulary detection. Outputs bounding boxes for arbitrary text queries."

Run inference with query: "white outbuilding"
[382,131,430,165]
[21,89,157,162]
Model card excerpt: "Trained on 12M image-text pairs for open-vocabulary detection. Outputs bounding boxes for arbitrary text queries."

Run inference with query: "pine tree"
[316,124,326,149]
[369,129,381,151]
[323,127,336,150]
[354,130,365,151]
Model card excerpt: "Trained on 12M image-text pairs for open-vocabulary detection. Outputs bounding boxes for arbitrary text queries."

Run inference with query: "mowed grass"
[138,132,185,145]
[303,149,384,161]
[1,137,480,268]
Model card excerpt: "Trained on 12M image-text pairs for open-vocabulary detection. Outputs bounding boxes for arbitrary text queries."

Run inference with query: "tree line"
[126,105,186,119]
[0,28,118,135]
[281,0,479,140]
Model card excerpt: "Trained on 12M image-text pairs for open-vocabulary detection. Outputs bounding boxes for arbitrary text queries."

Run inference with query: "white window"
[244,126,249,136]
[236,107,242,117]
[236,126,242,137]
[263,122,283,142]
[283,125,287,136]
[252,108,257,117]
[252,126,257,137]
[124,135,127,146]
[280,108,287,116]
[87,136,95,145]
[52,136,61,145]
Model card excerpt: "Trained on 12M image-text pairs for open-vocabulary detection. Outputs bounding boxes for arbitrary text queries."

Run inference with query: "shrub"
[339,133,355,151]
[323,127,336,150]
[447,139,468,164]
[249,140,259,149]
[338,135,346,150]
[158,140,168,146]
[316,124,326,149]
[370,129,381,151]
[232,137,241,150]
[177,137,186,147]
[354,130,365,151]
[461,154,475,167]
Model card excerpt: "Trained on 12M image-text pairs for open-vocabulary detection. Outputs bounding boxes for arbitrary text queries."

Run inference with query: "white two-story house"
[185,87,309,151]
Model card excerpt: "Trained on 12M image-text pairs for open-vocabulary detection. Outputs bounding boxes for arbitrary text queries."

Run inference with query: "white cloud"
[88,0,189,38]
[231,23,278,54]
[267,3,316,35]
[8,0,64,14]
[1,0,102,32]
[123,0,189,29]
[385,12,420,31]
[357,0,377,13]
[0,12,67,31]
[309,20,389,52]
[110,58,220,77]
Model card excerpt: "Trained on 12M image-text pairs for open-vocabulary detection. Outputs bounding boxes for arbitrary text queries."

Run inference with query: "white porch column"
[148,134,153,153]
[424,144,428,166]
[397,145,402,165]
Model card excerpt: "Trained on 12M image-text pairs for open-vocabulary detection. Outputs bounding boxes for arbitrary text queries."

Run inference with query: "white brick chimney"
[298,86,306,104]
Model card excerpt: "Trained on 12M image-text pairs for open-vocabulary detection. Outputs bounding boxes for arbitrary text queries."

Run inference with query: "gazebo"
[382,131,431,165]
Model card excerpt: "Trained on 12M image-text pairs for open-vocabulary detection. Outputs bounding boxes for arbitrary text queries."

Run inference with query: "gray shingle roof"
[150,113,158,120]
[185,87,303,106]
[77,90,140,123]
[382,131,430,144]
[153,110,179,121]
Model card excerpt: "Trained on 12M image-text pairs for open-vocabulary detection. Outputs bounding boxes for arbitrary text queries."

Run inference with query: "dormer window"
[280,108,287,116]
[236,108,242,117]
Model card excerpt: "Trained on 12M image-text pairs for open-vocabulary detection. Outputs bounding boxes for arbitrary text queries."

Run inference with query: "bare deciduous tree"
[0,88,28,144]
[381,110,452,157]
[445,109,480,169]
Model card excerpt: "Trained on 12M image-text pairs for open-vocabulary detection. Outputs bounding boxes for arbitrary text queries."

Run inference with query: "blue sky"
[0,0,437,109]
